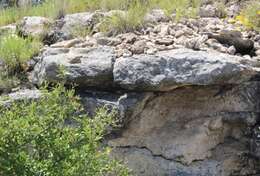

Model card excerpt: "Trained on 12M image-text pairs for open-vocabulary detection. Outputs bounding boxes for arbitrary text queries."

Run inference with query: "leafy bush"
[236,1,260,31]
[0,84,130,176]
[0,34,42,73]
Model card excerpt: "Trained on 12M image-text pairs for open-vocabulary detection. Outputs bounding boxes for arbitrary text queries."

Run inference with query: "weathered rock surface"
[61,12,103,38]
[33,47,260,92]
[114,49,258,91]
[0,89,41,107]
[109,82,260,175]
[31,46,116,89]
[18,16,52,38]
[0,2,259,175]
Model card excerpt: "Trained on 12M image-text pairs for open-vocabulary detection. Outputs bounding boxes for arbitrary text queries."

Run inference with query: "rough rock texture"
[27,31,260,174]
[31,46,116,89]
[1,2,260,175]
[61,12,103,38]
[109,82,260,175]
[0,89,41,107]
[32,48,260,91]
[114,49,258,91]
[18,16,52,38]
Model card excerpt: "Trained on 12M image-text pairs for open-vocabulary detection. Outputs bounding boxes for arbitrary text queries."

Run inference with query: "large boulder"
[114,49,258,91]
[31,46,116,89]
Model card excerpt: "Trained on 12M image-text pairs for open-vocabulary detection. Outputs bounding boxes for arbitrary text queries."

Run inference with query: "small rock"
[174,30,185,38]
[227,46,236,55]
[120,33,138,44]
[131,40,147,54]
[146,48,157,55]
[122,50,133,57]
[256,49,260,56]
[96,37,121,46]
[159,24,170,36]
[185,35,208,50]
[92,32,106,38]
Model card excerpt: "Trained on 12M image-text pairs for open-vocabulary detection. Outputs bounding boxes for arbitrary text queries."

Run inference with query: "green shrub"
[0,34,42,73]
[0,84,130,176]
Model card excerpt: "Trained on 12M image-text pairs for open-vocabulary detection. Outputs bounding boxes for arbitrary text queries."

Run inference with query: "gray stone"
[113,49,258,91]
[109,82,260,175]
[31,46,116,89]
[131,40,147,54]
[80,91,153,127]
[0,89,41,107]
[61,12,103,38]
[17,16,52,38]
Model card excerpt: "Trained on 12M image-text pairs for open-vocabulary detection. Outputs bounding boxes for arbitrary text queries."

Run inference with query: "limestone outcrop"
[25,45,260,175]
[1,1,260,175]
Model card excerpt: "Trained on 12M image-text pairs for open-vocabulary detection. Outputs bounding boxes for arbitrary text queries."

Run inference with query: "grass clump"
[99,2,149,35]
[0,34,42,73]
[236,1,260,31]
[0,83,130,176]
[69,25,92,38]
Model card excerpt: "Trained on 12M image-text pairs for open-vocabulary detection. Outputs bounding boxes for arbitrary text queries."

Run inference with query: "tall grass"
[0,0,202,27]
[0,0,63,26]
[99,1,149,35]
[0,34,42,72]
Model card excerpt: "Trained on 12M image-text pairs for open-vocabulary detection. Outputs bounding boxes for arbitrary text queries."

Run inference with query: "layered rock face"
[27,45,260,175]
[1,1,260,175]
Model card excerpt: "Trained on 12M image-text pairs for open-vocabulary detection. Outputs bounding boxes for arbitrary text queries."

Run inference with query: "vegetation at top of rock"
[0,83,130,176]
[0,33,41,73]
[99,2,149,35]
[236,1,260,31]
[0,0,202,27]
